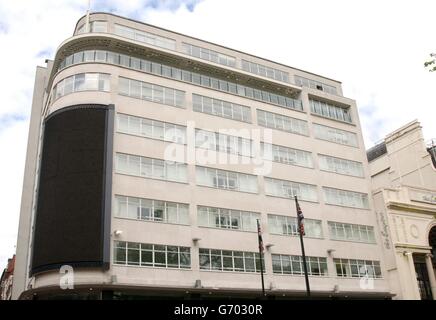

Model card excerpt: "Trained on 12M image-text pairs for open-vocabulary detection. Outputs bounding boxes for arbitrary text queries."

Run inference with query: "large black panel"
[31,104,114,275]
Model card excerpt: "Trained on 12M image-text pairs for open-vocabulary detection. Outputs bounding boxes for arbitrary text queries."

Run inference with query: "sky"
[0,0,435,269]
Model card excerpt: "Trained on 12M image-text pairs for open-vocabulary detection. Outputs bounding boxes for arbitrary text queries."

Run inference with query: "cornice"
[47,33,302,99]
[386,200,436,215]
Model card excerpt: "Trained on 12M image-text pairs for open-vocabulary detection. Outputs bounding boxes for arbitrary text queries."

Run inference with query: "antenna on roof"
[85,0,91,32]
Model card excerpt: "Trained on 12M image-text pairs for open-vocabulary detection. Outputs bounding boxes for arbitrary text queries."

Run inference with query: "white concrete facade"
[13,12,392,299]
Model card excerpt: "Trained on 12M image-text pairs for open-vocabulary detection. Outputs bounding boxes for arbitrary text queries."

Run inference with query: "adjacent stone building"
[368,120,436,300]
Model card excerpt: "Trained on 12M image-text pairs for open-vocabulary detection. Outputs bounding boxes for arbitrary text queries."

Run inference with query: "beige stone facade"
[13,13,392,299]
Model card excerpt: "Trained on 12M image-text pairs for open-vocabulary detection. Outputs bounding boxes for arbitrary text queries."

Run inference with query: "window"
[199,249,264,273]
[318,154,364,177]
[196,166,258,193]
[334,258,382,278]
[242,60,289,83]
[114,241,190,269]
[310,99,352,123]
[91,21,107,33]
[328,221,375,243]
[115,196,189,224]
[313,124,358,147]
[182,43,236,67]
[192,94,251,123]
[323,187,369,209]
[84,50,95,62]
[116,153,188,183]
[198,206,259,232]
[114,24,176,50]
[264,177,318,202]
[257,110,308,136]
[195,129,253,157]
[63,77,74,95]
[262,143,313,168]
[117,113,186,144]
[268,214,322,238]
[76,24,86,35]
[119,77,185,108]
[95,50,107,63]
[295,75,338,95]
[272,254,328,276]
[73,52,84,64]
[52,73,110,100]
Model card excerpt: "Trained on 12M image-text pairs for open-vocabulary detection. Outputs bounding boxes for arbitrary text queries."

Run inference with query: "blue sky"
[0,0,435,269]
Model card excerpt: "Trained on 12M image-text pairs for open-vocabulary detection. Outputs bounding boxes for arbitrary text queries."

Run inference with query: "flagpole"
[295,196,311,297]
[256,219,266,298]
[85,0,91,33]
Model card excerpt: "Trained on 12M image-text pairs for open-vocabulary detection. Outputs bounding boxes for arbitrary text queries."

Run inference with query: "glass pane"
[141,249,153,266]
[154,251,166,266]
[167,203,178,223]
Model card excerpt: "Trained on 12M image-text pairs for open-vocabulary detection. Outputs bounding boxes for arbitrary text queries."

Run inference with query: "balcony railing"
[367,141,387,162]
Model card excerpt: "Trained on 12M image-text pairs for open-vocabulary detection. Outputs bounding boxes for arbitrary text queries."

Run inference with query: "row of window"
[117,113,187,144]
[55,49,302,111]
[264,177,319,203]
[318,154,364,178]
[313,123,358,147]
[113,196,376,244]
[50,74,357,150]
[182,43,236,67]
[241,60,290,83]
[195,128,253,158]
[328,221,376,243]
[200,249,264,273]
[114,241,190,269]
[262,143,313,168]
[295,76,338,95]
[310,99,352,123]
[119,77,185,108]
[272,255,328,276]
[113,241,382,278]
[334,258,382,278]
[198,206,260,232]
[268,214,323,239]
[116,114,359,172]
[116,153,188,183]
[115,153,370,209]
[114,24,176,51]
[192,94,251,123]
[114,195,190,225]
[324,187,369,209]
[74,24,339,96]
[257,109,309,136]
[52,73,110,100]
[196,166,258,193]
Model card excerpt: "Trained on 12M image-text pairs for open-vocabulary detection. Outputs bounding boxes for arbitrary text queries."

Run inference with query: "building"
[367,120,436,300]
[1,255,16,300]
[12,12,393,300]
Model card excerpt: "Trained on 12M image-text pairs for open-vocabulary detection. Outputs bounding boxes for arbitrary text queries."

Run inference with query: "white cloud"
[0,121,28,269]
[143,0,436,145]
[1,0,436,268]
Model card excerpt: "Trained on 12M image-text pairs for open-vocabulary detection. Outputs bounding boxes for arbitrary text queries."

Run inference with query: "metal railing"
[427,139,436,168]
[367,141,387,162]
